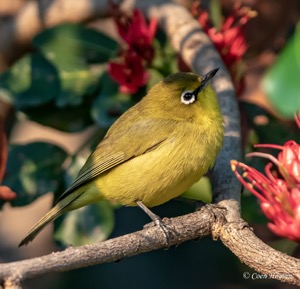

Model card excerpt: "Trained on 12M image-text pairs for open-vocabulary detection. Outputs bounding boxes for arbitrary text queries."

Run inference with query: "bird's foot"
[137,201,172,247]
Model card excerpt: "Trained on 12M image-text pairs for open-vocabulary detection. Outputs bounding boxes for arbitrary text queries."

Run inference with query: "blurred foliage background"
[0,0,300,288]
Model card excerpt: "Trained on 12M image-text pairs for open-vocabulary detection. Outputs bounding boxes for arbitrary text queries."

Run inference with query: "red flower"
[108,51,148,94]
[113,8,157,63]
[231,136,300,242]
[193,3,256,95]
[109,4,157,93]
[0,186,17,202]
[0,118,7,183]
[0,118,16,202]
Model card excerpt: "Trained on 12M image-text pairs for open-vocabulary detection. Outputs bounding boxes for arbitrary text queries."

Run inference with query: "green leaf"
[0,53,59,108]
[55,66,102,108]
[91,73,134,128]
[262,23,300,118]
[181,176,212,203]
[33,23,120,67]
[54,200,114,246]
[33,23,119,108]
[1,142,68,207]
[22,101,94,132]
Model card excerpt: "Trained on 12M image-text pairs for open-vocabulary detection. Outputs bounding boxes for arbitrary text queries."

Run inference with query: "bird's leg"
[136,201,170,246]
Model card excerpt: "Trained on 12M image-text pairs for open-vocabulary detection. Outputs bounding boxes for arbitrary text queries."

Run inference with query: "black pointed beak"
[193,68,219,96]
[202,68,219,86]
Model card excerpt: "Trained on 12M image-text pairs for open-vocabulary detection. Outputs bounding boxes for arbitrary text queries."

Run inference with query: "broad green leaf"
[262,23,300,118]
[181,176,212,203]
[54,200,114,246]
[1,142,68,207]
[33,23,120,67]
[55,67,101,108]
[22,101,94,132]
[33,23,118,107]
[91,73,134,128]
[0,53,59,108]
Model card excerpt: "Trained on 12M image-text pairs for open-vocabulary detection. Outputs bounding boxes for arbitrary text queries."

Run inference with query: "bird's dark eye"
[181,90,196,105]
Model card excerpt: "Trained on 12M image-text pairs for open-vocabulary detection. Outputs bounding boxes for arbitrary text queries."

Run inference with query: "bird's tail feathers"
[18,192,81,247]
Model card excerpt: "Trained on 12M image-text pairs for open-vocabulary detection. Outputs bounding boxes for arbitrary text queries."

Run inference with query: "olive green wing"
[56,118,177,203]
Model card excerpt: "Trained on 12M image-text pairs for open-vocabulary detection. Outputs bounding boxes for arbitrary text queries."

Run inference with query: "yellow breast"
[87,122,222,207]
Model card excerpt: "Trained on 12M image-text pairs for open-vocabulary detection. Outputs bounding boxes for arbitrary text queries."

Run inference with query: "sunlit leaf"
[33,23,120,67]
[1,142,68,207]
[54,200,114,246]
[0,53,59,108]
[55,67,102,108]
[32,23,119,107]
[181,176,212,203]
[262,23,300,118]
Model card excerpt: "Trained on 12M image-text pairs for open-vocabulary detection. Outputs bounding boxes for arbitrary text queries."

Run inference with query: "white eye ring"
[181,90,196,105]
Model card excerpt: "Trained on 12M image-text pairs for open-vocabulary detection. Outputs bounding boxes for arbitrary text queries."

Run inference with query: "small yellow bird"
[19,69,224,247]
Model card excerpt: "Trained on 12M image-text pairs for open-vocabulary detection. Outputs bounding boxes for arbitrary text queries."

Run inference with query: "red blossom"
[0,119,16,202]
[0,186,17,202]
[109,4,157,93]
[231,138,300,242]
[193,3,256,95]
[108,51,148,94]
[112,8,157,63]
[0,118,7,182]
[252,141,300,186]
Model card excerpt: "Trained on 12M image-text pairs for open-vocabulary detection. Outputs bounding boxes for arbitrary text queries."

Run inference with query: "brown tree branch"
[219,221,300,284]
[0,1,299,288]
[0,207,299,287]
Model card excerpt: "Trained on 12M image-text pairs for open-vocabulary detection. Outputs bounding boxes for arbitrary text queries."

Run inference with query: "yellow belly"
[80,140,213,208]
